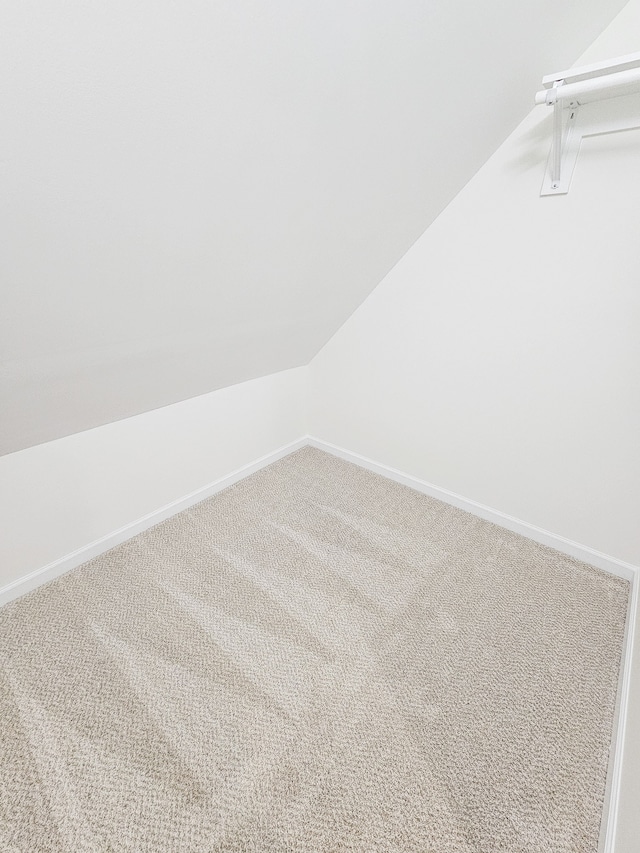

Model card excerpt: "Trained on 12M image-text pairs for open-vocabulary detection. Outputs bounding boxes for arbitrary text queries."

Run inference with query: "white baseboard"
[306,435,638,853]
[306,436,638,582]
[0,436,307,609]
[604,572,638,853]
[6,432,635,604]
[1,432,636,853]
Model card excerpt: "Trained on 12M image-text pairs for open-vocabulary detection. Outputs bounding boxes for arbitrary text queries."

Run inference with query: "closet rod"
[535,64,640,105]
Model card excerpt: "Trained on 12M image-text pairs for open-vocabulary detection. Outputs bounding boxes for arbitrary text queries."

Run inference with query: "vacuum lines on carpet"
[0,447,629,852]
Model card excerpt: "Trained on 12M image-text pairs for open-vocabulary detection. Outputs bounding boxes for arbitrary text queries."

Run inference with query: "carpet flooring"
[0,446,630,852]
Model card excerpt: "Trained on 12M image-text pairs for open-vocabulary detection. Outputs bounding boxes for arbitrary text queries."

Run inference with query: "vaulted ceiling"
[0,0,628,454]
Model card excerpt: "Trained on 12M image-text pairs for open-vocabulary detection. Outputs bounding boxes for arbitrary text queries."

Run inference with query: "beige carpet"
[0,447,629,852]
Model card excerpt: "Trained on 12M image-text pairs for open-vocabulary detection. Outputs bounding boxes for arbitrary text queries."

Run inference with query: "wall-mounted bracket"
[541,96,581,195]
[536,51,640,196]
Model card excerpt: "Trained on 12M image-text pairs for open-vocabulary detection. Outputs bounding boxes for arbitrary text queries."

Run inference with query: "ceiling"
[0,0,629,454]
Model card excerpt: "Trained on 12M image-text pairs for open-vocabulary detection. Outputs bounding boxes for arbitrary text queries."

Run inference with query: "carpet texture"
[0,447,629,852]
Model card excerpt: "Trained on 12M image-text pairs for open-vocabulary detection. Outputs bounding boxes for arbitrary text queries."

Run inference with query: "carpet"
[0,446,629,852]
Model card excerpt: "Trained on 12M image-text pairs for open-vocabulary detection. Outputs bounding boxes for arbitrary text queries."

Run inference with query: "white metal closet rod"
[535,65,640,105]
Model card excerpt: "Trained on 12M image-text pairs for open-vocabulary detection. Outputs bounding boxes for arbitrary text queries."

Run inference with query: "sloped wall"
[1,0,628,455]
[309,1,640,567]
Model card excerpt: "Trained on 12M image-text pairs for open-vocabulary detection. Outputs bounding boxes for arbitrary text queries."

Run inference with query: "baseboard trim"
[6,432,634,602]
[306,436,637,582]
[604,572,638,853]
[0,436,308,609]
[307,434,638,853]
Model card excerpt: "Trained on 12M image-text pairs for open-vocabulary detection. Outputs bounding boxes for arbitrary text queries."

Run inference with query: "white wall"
[0,0,627,455]
[0,366,307,591]
[309,1,640,568]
